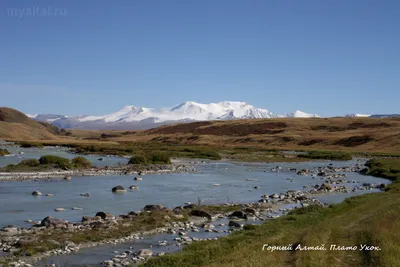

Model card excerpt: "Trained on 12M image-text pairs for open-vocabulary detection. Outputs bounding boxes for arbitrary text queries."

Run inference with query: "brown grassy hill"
[0,107,58,140]
[105,117,400,153]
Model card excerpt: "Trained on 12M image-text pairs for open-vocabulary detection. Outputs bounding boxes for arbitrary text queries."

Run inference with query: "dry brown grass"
[2,111,400,155]
[0,107,58,140]
[108,117,400,154]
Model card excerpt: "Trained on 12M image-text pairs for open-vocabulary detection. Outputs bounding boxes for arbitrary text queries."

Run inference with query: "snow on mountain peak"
[76,101,278,123]
[286,110,320,118]
[345,113,371,118]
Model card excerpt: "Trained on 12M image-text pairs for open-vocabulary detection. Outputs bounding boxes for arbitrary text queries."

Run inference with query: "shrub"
[196,151,222,160]
[128,154,147,164]
[39,155,71,168]
[19,159,40,167]
[298,151,352,161]
[71,156,92,168]
[0,148,10,156]
[150,152,171,164]
[19,142,44,148]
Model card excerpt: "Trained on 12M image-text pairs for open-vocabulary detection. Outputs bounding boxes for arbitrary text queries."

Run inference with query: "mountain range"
[26,101,393,130]
[27,101,321,130]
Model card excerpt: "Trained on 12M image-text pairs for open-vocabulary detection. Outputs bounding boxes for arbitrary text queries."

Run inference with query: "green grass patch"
[298,150,353,160]
[1,155,92,172]
[0,148,10,156]
[364,158,400,181]
[17,141,44,148]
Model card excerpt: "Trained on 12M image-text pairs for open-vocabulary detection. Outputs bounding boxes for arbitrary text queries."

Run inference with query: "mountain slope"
[0,107,58,140]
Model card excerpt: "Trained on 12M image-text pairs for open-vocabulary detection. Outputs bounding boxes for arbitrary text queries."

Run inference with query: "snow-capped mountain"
[345,113,371,118]
[77,101,278,123]
[285,110,320,118]
[27,101,322,130]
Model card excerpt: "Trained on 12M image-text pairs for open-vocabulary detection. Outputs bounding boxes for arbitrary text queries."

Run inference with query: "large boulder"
[40,216,67,227]
[189,210,212,220]
[111,185,126,193]
[228,211,247,219]
[95,211,115,220]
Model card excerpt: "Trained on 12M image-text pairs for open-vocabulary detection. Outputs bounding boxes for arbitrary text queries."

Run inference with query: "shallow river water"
[0,147,391,266]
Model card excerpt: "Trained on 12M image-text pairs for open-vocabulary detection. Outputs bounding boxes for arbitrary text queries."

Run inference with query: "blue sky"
[0,0,399,116]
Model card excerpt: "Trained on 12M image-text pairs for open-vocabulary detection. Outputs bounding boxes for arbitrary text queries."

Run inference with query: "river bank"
[0,164,196,182]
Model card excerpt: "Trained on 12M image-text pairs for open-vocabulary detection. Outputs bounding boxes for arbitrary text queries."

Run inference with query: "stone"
[201,223,215,229]
[228,211,247,219]
[32,191,42,196]
[321,183,333,191]
[129,185,139,190]
[143,204,166,212]
[64,175,72,181]
[134,177,143,181]
[244,208,257,215]
[40,216,67,227]
[95,211,115,220]
[82,216,102,223]
[139,248,153,258]
[45,193,54,197]
[55,208,65,212]
[72,207,83,211]
[228,221,242,228]
[80,193,91,197]
[15,237,38,247]
[189,210,212,220]
[128,211,140,216]
[270,193,279,199]
[112,185,126,193]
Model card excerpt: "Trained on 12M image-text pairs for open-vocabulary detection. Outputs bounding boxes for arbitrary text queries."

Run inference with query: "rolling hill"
[0,107,59,140]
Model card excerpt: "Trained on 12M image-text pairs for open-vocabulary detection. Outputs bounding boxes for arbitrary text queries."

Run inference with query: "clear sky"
[0,0,399,116]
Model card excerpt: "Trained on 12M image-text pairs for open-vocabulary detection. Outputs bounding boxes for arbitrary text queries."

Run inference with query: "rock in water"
[134,177,143,181]
[129,185,139,190]
[40,216,67,227]
[189,210,212,220]
[139,249,153,258]
[64,175,72,181]
[228,211,248,219]
[229,221,243,228]
[32,191,42,196]
[55,208,65,212]
[112,185,126,193]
